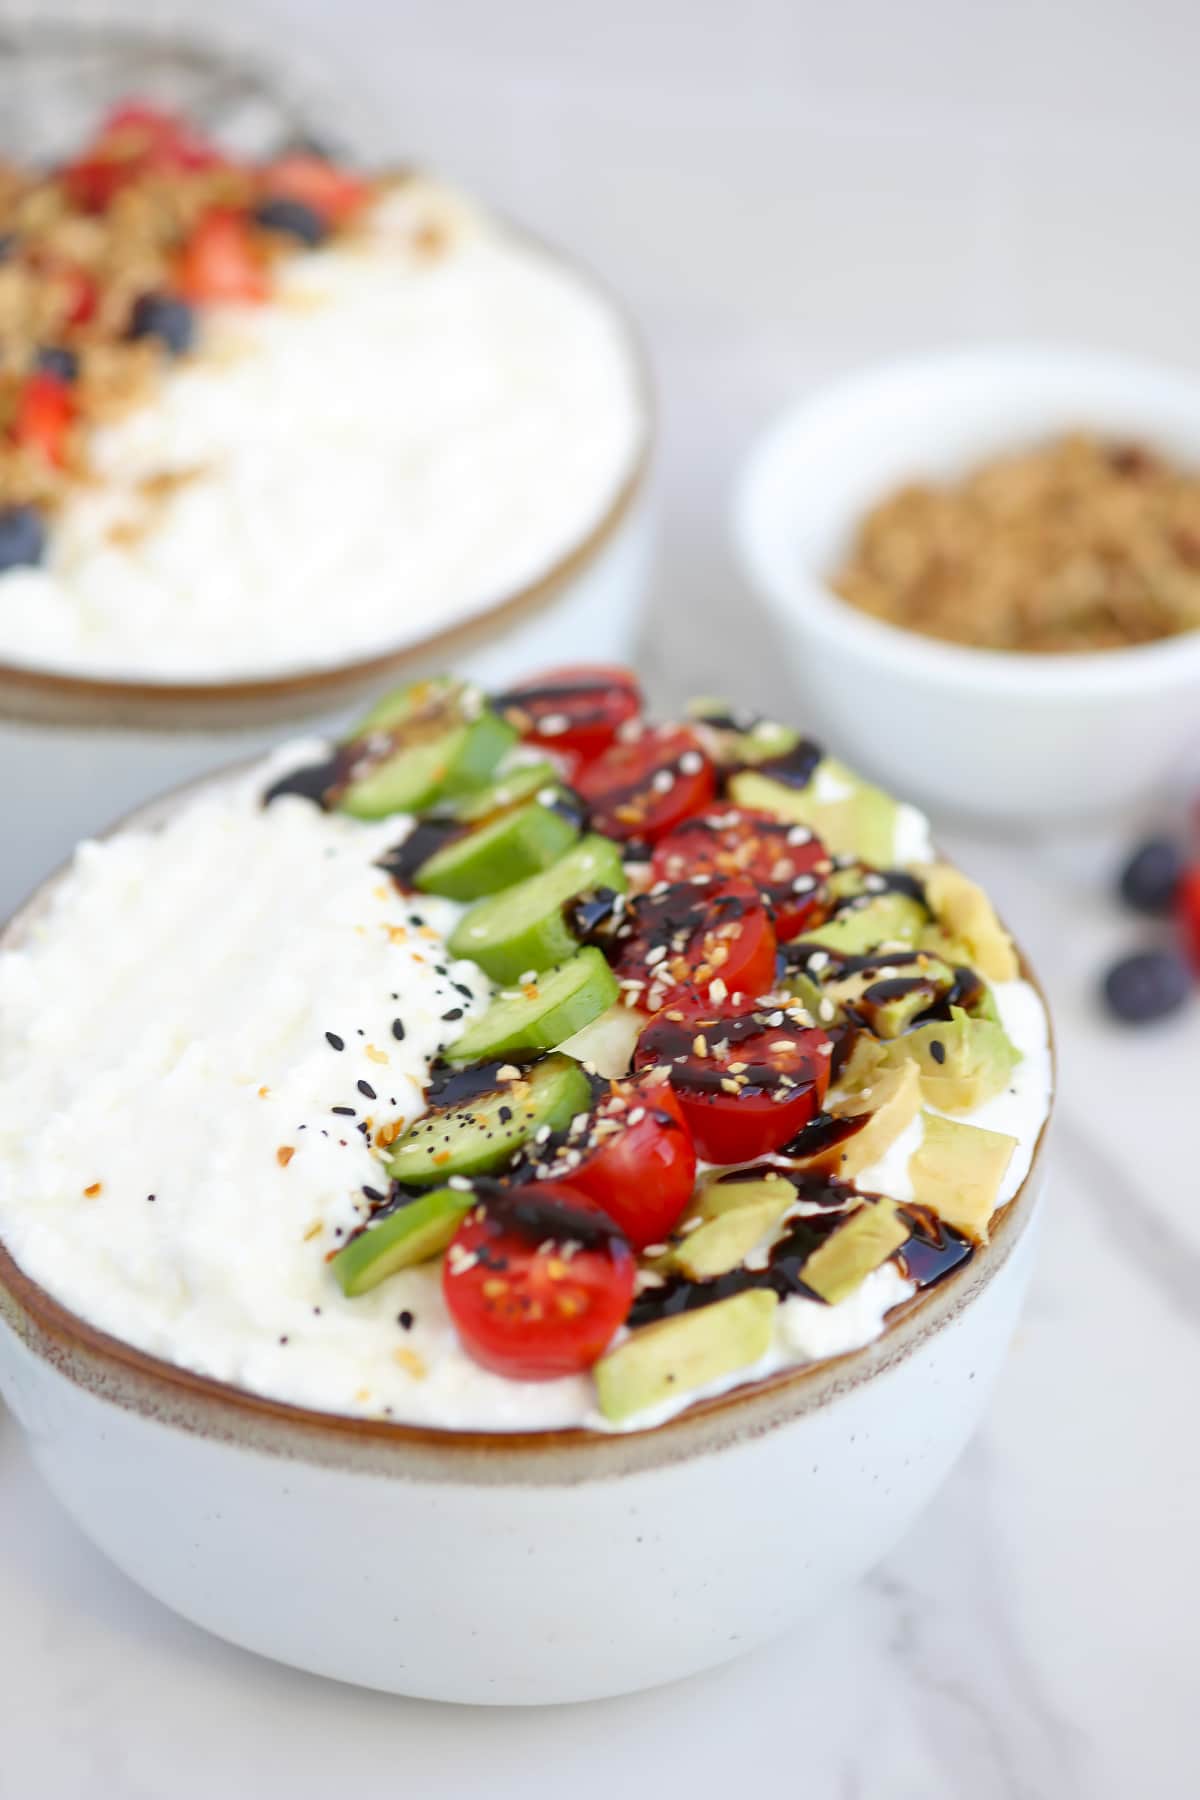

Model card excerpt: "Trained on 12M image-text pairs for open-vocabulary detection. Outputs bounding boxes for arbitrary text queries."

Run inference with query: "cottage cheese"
[0,750,1052,1432]
[0,180,645,682]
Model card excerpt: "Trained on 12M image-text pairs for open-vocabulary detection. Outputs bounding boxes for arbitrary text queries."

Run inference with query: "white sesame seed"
[537,712,570,737]
[678,751,705,774]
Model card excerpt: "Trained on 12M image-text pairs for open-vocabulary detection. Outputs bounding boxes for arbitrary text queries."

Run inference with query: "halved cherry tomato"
[651,809,831,942]
[497,665,642,765]
[533,1080,696,1250]
[178,210,269,304]
[575,724,715,843]
[634,994,832,1164]
[1176,865,1200,973]
[443,1183,635,1380]
[11,372,74,466]
[260,153,371,224]
[612,874,777,1011]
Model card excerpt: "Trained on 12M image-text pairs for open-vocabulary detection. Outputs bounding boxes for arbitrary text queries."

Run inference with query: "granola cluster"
[833,433,1200,653]
[0,103,375,529]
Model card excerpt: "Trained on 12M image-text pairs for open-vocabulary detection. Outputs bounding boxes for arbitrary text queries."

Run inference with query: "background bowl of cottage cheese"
[0,23,652,919]
[0,747,1053,1705]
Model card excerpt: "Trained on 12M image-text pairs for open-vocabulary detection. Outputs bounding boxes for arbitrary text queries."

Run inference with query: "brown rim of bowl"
[0,770,1055,1483]
[0,234,654,735]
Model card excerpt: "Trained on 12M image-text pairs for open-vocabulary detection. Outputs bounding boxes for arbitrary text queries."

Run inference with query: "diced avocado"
[909,1111,1017,1243]
[801,1199,910,1304]
[665,1171,796,1279]
[340,678,516,819]
[413,800,579,900]
[445,948,619,1064]
[448,761,565,824]
[799,1060,922,1181]
[556,1001,643,1078]
[331,1187,471,1295]
[387,1054,590,1185]
[594,1290,778,1424]
[789,951,957,1037]
[730,757,900,866]
[449,835,627,982]
[800,891,928,955]
[880,1007,1020,1112]
[922,863,1019,983]
[686,698,801,768]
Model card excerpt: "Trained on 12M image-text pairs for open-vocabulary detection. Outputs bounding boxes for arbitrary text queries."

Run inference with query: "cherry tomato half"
[612,874,778,1011]
[634,994,832,1164]
[575,724,715,844]
[497,665,643,766]
[1176,865,1200,974]
[443,1183,635,1380]
[651,809,831,942]
[178,211,269,305]
[533,1080,696,1250]
[260,154,372,224]
[11,372,74,466]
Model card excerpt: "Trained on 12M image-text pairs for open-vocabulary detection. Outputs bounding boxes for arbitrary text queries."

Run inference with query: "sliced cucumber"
[446,948,619,1064]
[331,1187,471,1294]
[450,761,564,823]
[414,800,579,901]
[387,1054,591,1185]
[339,678,516,819]
[450,835,627,982]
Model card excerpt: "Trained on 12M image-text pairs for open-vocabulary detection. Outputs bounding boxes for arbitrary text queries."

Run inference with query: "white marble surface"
[3,1,1200,1792]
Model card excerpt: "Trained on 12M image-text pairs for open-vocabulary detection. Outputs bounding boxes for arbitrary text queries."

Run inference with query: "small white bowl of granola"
[0,663,1053,1703]
[734,344,1200,829]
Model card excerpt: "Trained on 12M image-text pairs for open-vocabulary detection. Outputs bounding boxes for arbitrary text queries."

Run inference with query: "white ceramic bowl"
[734,345,1200,831]
[0,804,1053,1705]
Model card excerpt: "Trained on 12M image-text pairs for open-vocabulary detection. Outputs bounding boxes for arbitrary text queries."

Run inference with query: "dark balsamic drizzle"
[750,737,824,790]
[376,818,464,889]
[262,746,347,809]
[775,1108,869,1160]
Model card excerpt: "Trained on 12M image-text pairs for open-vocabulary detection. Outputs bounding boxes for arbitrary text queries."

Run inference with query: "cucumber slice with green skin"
[449,835,627,982]
[330,1187,471,1294]
[387,1054,592,1185]
[414,800,580,901]
[449,761,564,824]
[446,948,620,1064]
[339,678,516,820]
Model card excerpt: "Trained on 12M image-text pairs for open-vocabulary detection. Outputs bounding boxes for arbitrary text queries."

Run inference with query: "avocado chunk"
[909,1111,1017,1243]
[795,1060,922,1181]
[800,891,928,956]
[730,757,900,866]
[445,948,619,1064]
[880,1007,1020,1111]
[663,1170,796,1279]
[594,1290,778,1424]
[331,1187,471,1295]
[449,835,627,982]
[387,1053,590,1185]
[800,1199,910,1304]
[686,698,802,768]
[922,863,1019,983]
[340,677,516,819]
[786,948,957,1037]
[413,799,579,900]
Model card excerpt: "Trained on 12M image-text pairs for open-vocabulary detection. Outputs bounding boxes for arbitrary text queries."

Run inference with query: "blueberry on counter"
[34,345,79,382]
[1118,837,1185,915]
[128,293,195,356]
[253,197,328,247]
[1102,948,1192,1024]
[0,505,46,572]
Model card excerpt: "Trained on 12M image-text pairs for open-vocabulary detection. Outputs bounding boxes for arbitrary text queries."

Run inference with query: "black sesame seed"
[146,1193,156,1203]
[391,1018,406,1041]
[398,1310,415,1331]
[279,1335,289,1346]
[357,1079,377,1100]
[332,1105,356,1116]
[929,1040,946,1064]
[326,1031,345,1051]
[363,1185,386,1202]
[441,1007,464,1022]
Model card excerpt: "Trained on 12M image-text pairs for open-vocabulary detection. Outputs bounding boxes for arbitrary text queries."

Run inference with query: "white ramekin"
[733,345,1200,831]
[0,777,1053,1706]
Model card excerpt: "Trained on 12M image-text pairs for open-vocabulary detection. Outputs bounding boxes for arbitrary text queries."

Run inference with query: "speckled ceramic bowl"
[0,778,1054,1705]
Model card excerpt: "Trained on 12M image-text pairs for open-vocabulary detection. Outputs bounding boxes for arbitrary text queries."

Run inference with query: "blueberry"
[34,344,78,382]
[0,505,45,572]
[253,197,328,247]
[0,233,15,262]
[1118,837,1185,915]
[128,292,195,356]
[1102,948,1192,1024]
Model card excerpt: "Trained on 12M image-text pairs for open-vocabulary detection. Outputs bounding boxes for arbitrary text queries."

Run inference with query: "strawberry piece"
[11,372,74,466]
[259,153,371,224]
[177,210,269,304]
